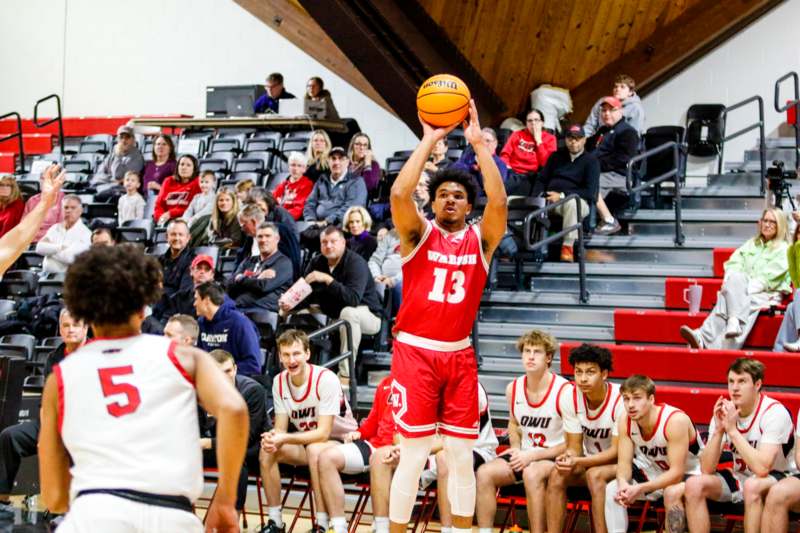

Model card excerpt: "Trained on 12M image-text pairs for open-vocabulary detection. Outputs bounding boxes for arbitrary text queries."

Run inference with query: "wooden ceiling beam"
[570,0,782,122]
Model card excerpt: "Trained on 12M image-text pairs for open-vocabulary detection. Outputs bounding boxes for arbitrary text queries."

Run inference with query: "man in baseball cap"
[91,123,145,190]
[531,123,600,262]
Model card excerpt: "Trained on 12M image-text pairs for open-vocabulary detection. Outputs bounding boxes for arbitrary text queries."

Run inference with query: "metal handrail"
[0,112,24,173]
[774,71,800,168]
[718,95,766,193]
[626,140,685,246]
[309,319,357,410]
[523,194,588,303]
[33,94,64,154]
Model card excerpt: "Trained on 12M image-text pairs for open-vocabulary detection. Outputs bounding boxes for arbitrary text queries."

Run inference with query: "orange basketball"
[416,74,471,127]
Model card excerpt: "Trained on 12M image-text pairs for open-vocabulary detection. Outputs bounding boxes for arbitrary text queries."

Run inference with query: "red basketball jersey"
[394,220,489,343]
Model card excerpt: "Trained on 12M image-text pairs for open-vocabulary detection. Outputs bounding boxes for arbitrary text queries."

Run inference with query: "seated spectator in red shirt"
[0,176,25,238]
[153,154,201,226]
[273,152,314,221]
[23,171,65,242]
[348,133,382,192]
[500,109,557,195]
[344,206,377,261]
[142,134,177,196]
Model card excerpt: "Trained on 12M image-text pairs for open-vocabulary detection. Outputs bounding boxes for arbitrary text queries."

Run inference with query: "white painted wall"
[0,0,417,162]
[642,0,800,174]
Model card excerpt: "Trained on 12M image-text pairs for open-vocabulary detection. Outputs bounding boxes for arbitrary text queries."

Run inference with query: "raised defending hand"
[462,99,483,147]
[40,164,65,208]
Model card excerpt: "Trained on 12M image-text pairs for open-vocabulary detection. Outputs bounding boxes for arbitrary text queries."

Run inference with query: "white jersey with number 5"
[55,334,203,501]
[510,373,573,450]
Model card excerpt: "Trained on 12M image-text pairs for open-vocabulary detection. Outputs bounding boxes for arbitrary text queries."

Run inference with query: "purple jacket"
[349,160,381,192]
[142,159,177,192]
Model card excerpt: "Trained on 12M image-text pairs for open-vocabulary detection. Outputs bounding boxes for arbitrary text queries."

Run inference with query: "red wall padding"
[664,277,722,310]
[713,248,736,278]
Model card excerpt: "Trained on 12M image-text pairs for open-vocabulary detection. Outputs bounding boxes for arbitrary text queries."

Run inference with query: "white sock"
[268,506,284,527]
[317,512,329,529]
[605,216,615,224]
[478,528,493,533]
[453,527,472,533]
[374,516,390,533]
[441,527,453,533]
[331,516,347,533]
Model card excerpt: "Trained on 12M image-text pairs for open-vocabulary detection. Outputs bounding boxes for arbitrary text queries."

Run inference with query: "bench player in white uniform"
[607,375,702,533]
[39,244,249,533]
[685,358,795,533]
[475,330,575,533]
[760,407,800,532]
[432,382,498,533]
[548,344,623,533]
[259,329,357,533]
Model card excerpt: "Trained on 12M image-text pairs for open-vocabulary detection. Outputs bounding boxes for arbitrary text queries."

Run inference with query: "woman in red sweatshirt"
[153,154,201,225]
[500,108,557,195]
[0,176,25,238]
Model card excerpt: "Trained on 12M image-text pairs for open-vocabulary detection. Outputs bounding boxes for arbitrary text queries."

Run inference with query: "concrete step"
[582,247,711,265]
[628,221,754,238]
[707,172,763,188]
[744,147,797,163]
[479,305,615,326]
[765,137,799,149]
[586,234,743,250]
[522,276,666,295]
[484,289,664,308]
[477,321,615,342]
[622,208,761,222]
[511,261,713,277]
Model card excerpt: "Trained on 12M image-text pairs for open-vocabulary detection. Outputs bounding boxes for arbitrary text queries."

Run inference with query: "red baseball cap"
[601,96,622,109]
[191,255,215,269]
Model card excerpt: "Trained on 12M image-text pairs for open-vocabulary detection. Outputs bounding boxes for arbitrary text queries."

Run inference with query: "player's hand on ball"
[418,114,459,143]
[205,500,240,533]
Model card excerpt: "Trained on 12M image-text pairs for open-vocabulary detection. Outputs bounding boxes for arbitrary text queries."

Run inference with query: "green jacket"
[724,237,790,293]
[787,241,800,288]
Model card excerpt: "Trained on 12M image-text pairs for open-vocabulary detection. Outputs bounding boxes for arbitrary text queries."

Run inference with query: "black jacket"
[303,249,382,318]
[200,374,270,455]
[532,149,600,205]
[153,246,196,319]
[587,118,639,175]
[235,223,301,280]
[228,251,293,312]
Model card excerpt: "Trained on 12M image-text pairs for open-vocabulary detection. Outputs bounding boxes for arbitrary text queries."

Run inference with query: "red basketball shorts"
[390,338,478,439]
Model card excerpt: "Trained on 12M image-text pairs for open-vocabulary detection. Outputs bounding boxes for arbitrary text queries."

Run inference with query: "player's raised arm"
[465,101,507,260]
[39,372,72,513]
[391,117,458,253]
[0,164,65,275]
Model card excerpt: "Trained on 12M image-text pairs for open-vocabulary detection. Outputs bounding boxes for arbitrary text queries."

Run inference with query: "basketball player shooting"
[0,164,64,275]
[38,245,249,533]
[388,99,507,533]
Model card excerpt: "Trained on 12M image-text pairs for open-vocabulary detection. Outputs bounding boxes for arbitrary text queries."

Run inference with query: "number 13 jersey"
[394,220,489,343]
[54,334,203,501]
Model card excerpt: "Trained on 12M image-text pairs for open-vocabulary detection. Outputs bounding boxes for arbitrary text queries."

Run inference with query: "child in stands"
[117,171,145,225]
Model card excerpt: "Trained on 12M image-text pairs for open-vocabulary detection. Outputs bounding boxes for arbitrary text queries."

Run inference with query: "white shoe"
[679,326,702,349]
[725,318,742,338]
[783,340,800,352]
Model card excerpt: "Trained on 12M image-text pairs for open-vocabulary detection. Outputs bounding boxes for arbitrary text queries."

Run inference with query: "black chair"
[153,227,167,244]
[642,126,686,202]
[200,152,235,175]
[251,131,283,143]
[232,158,267,174]
[33,336,63,365]
[78,140,108,154]
[0,334,36,360]
[37,279,64,298]
[15,178,40,196]
[393,150,413,158]
[446,148,464,161]
[146,243,169,256]
[86,202,119,220]
[63,158,93,175]
[0,299,17,321]
[22,375,45,393]
[266,172,290,193]
[244,138,277,153]
[118,219,154,244]
[0,270,39,298]
[209,137,244,154]
[229,171,264,186]
[217,255,238,277]
[385,157,407,177]
[685,104,726,157]
[14,251,43,271]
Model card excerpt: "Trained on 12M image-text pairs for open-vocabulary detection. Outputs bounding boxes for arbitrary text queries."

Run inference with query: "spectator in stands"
[153,154,201,225]
[0,176,24,238]
[306,129,332,182]
[207,187,243,248]
[451,128,509,196]
[91,227,116,247]
[117,171,146,225]
[369,228,402,315]
[228,221,292,314]
[304,76,340,120]
[273,152,313,221]
[774,224,800,351]
[0,308,87,509]
[588,96,640,235]
[343,206,377,261]
[163,313,199,345]
[254,72,296,114]
[154,219,196,316]
[681,208,790,350]
[424,139,450,174]
[284,226,382,381]
[236,204,301,280]
[347,134,382,192]
[259,329,357,533]
[246,187,297,236]
[317,375,396,533]
[23,170,65,242]
[35,194,92,273]
[303,146,368,228]
[235,179,255,204]
[155,254,215,321]
[200,349,269,515]
[142,134,177,195]
[92,125,145,188]
[584,74,645,137]
[500,109,557,195]
[184,170,217,227]
[532,124,600,262]
[194,281,261,376]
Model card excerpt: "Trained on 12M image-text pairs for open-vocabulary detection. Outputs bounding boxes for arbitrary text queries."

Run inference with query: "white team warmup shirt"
[475,382,499,461]
[510,373,574,450]
[707,394,795,484]
[628,403,702,480]
[564,381,623,455]
[55,334,203,502]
